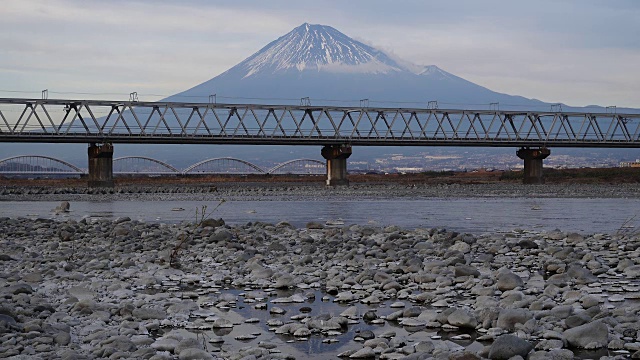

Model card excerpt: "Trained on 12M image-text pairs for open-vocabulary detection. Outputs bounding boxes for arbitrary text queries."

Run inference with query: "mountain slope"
[169,23,546,110]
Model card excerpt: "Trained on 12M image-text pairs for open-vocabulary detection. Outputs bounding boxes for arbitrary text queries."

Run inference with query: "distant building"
[620,160,640,168]
[394,167,423,173]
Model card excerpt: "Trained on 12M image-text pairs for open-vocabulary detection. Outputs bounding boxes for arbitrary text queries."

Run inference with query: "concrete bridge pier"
[321,144,352,186]
[516,147,550,184]
[88,143,114,187]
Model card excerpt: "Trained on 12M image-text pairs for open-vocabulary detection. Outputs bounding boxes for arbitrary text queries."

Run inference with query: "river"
[2,197,640,234]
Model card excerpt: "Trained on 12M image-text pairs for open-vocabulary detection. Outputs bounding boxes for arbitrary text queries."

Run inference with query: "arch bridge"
[3,97,640,185]
[0,155,84,176]
[113,156,180,175]
[0,155,326,177]
[184,157,266,175]
[268,158,324,175]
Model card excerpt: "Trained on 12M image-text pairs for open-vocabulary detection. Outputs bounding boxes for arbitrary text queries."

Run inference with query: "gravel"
[0,208,640,359]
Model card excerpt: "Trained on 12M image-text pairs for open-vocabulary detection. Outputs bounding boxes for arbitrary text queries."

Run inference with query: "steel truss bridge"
[1,98,640,147]
[0,155,325,176]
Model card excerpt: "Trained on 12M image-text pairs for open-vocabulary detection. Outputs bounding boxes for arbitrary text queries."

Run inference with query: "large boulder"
[132,307,167,320]
[623,265,640,278]
[0,314,20,333]
[447,308,478,329]
[200,218,224,228]
[454,264,481,277]
[517,239,538,249]
[565,312,592,328]
[566,265,597,284]
[151,337,179,351]
[563,320,609,349]
[178,348,215,360]
[274,273,295,289]
[488,334,533,359]
[54,201,70,213]
[565,233,584,244]
[209,229,233,243]
[449,241,471,253]
[496,308,532,331]
[306,221,324,229]
[348,346,375,358]
[496,271,523,291]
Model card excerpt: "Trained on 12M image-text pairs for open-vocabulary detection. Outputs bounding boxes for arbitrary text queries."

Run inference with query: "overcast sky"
[2,0,639,108]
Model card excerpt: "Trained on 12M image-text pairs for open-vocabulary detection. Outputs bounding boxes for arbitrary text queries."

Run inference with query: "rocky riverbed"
[1,213,640,359]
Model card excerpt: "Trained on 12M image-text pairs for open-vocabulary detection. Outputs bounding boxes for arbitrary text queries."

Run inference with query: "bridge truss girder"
[0,98,639,147]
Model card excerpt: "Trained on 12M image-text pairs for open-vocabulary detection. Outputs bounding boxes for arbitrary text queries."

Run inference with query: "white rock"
[400,318,426,327]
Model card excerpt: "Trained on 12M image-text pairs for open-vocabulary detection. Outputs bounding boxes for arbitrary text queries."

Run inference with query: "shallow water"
[158,281,638,358]
[212,289,472,358]
[3,197,640,234]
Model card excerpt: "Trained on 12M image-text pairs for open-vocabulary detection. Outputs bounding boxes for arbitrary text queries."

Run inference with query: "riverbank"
[2,166,640,188]
[3,182,640,202]
[1,216,639,359]
[3,167,640,202]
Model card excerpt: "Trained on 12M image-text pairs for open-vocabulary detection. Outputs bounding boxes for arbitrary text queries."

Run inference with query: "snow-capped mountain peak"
[235,23,406,77]
[178,23,544,111]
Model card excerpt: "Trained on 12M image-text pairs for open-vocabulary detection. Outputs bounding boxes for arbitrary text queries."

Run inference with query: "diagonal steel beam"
[18,104,37,133]
[193,107,212,135]
[0,109,10,134]
[271,109,288,137]
[399,112,414,139]
[83,104,103,136]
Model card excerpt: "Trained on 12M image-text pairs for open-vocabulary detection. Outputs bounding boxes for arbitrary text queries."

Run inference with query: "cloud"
[3,0,291,34]
[1,0,297,97]
[1,0,639,107]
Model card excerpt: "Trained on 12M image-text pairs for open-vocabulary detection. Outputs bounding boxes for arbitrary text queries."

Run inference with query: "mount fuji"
[168,23,547,110]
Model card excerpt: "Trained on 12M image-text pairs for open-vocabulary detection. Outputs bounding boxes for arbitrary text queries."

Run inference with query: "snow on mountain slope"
[231,23,405,77]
